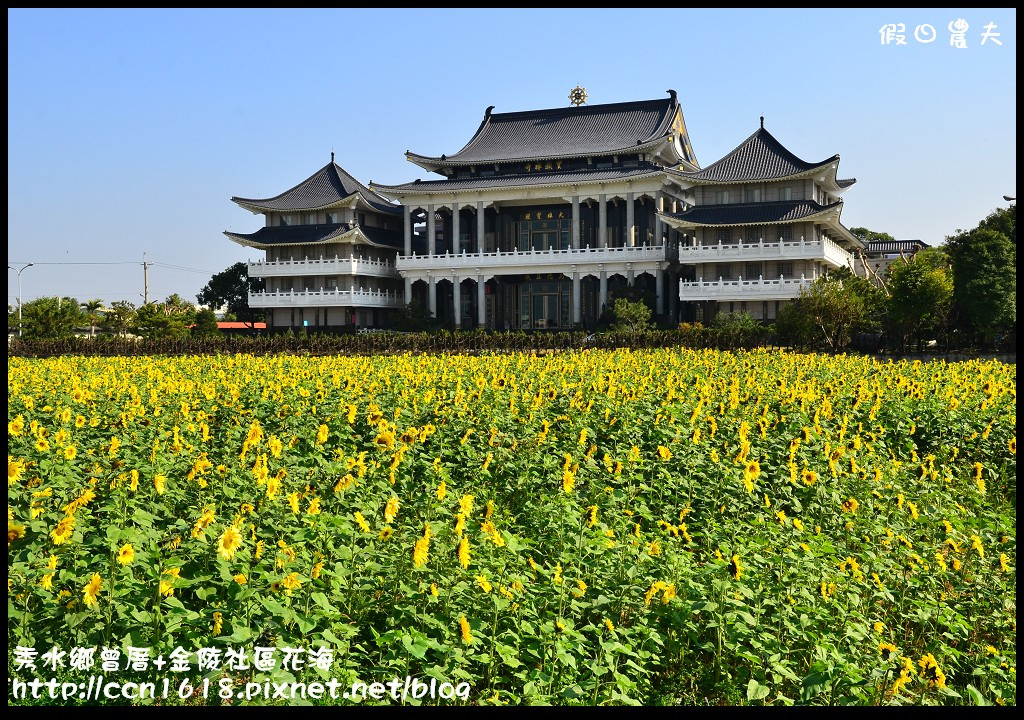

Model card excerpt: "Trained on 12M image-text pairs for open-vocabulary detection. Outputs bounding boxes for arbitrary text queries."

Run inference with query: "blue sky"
[7,8,1016,307]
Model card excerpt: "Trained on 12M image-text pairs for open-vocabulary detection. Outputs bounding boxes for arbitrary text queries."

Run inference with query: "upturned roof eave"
[669,160,838,186]
[223,225,399,251]
[370,169,671,198]
[404,137,670,174]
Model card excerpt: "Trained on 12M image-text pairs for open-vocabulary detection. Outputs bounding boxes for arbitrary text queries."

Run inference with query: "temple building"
[225,89,863,330]
[224,157,407,330]
[660,119,863,322]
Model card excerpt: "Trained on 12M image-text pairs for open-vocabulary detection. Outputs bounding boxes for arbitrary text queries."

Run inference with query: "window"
[716,190,731,204]
[326,211,338,224]
[777,225,794,242]
[745,188,761,203]
[358,213,367,226]
[745,262,763,279]
[279,215,291,227]
[776,262,794,278]
[306,212,318,225]
[780,187,793,201]
[716,263,731,280]
[716,228,732,244]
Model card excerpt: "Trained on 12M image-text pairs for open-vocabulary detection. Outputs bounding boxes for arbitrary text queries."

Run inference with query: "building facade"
[226,90,864,330]
[224,156,408,330]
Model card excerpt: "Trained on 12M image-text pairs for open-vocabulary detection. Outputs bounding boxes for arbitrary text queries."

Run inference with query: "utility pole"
[8,263,34,338]
[143,252,150,304]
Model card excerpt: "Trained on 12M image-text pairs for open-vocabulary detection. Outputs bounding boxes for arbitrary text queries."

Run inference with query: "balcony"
[396,244,673,276]
[249,288,404,308]
[248,256,398,279]
[679,276,814,301]
[677,237,853,268]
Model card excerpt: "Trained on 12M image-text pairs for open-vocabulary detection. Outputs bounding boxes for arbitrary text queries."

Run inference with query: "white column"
[626,192,635,247]
[669,272,678,321]
[428,273,437,317]
[477,275,486,327]
[403,205,412,256]
[599,270,608,312]
[426,204,435,255]
[476,201,485,252]
[453,275,461,327]
[656,268,664,315]
[404,277,412,305]
[598,194,608,248]
[572,270,581,325]
[452,205,461,254]
[571,196,580,249]
[655,193,664,245]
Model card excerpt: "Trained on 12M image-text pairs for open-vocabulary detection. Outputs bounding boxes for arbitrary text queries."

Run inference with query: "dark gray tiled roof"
[407,96,680,166]
[372,166,666,193]
[232,162,400,214]
[664,199,842,226]
[224,223,402,249]
[836,178,857,188]
[866,239,928,253]
[675,127,837,183]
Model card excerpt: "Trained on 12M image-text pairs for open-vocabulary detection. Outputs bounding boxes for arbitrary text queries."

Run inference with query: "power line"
[7,261,140,266]
[150,262,215,274]
[8,259,216,274]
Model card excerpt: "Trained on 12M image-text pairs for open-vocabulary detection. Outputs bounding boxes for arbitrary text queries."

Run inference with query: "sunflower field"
[7,348,1016,705]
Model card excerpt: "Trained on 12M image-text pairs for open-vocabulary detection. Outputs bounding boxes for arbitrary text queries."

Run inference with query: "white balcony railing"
[679,276,814,300]
[677,237,853,268]
[248,288,404,308]
[248,257,398,279]
[396,244,671,272]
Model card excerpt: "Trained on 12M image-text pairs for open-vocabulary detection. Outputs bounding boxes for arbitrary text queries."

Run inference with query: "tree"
[826,266,888,334]
[394,300,434,332]
[774,301,815,349]
[797,276,865,352]
[944,207,1016,347]
[610,297,652,332]
[197,262,266,328]
[191,308,221,337]
[885,248,953,351]
[712,310,760,348]
[102,301,136,337]
[850,227,896,244]
[18,296,85,340]
[134,295,196,339]
[81,299,104,337]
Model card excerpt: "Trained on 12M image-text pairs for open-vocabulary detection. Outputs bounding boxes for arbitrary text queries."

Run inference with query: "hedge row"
[8,327,775,358]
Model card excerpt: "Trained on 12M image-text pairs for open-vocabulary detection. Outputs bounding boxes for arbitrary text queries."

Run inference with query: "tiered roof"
[223,223,402,250]
[405,92,696,172]
[231,160,400,215]
[669,123,855,192]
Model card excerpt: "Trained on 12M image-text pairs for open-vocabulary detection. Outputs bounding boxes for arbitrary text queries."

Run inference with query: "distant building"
[216,322,266,330]
[225,90,864,330]
[854,239,930,285]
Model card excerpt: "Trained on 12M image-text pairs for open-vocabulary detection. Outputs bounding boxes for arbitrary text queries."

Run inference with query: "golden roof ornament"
[568,85,588,107]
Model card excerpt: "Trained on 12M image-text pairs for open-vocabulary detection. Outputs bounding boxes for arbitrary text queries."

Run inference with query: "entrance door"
[532,294,559,328]
[532,231,559,251]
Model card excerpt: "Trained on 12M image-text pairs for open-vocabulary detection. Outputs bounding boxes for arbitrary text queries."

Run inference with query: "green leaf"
[401,633,429,659]
[800,671,829,701]
[747,678,771,701]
